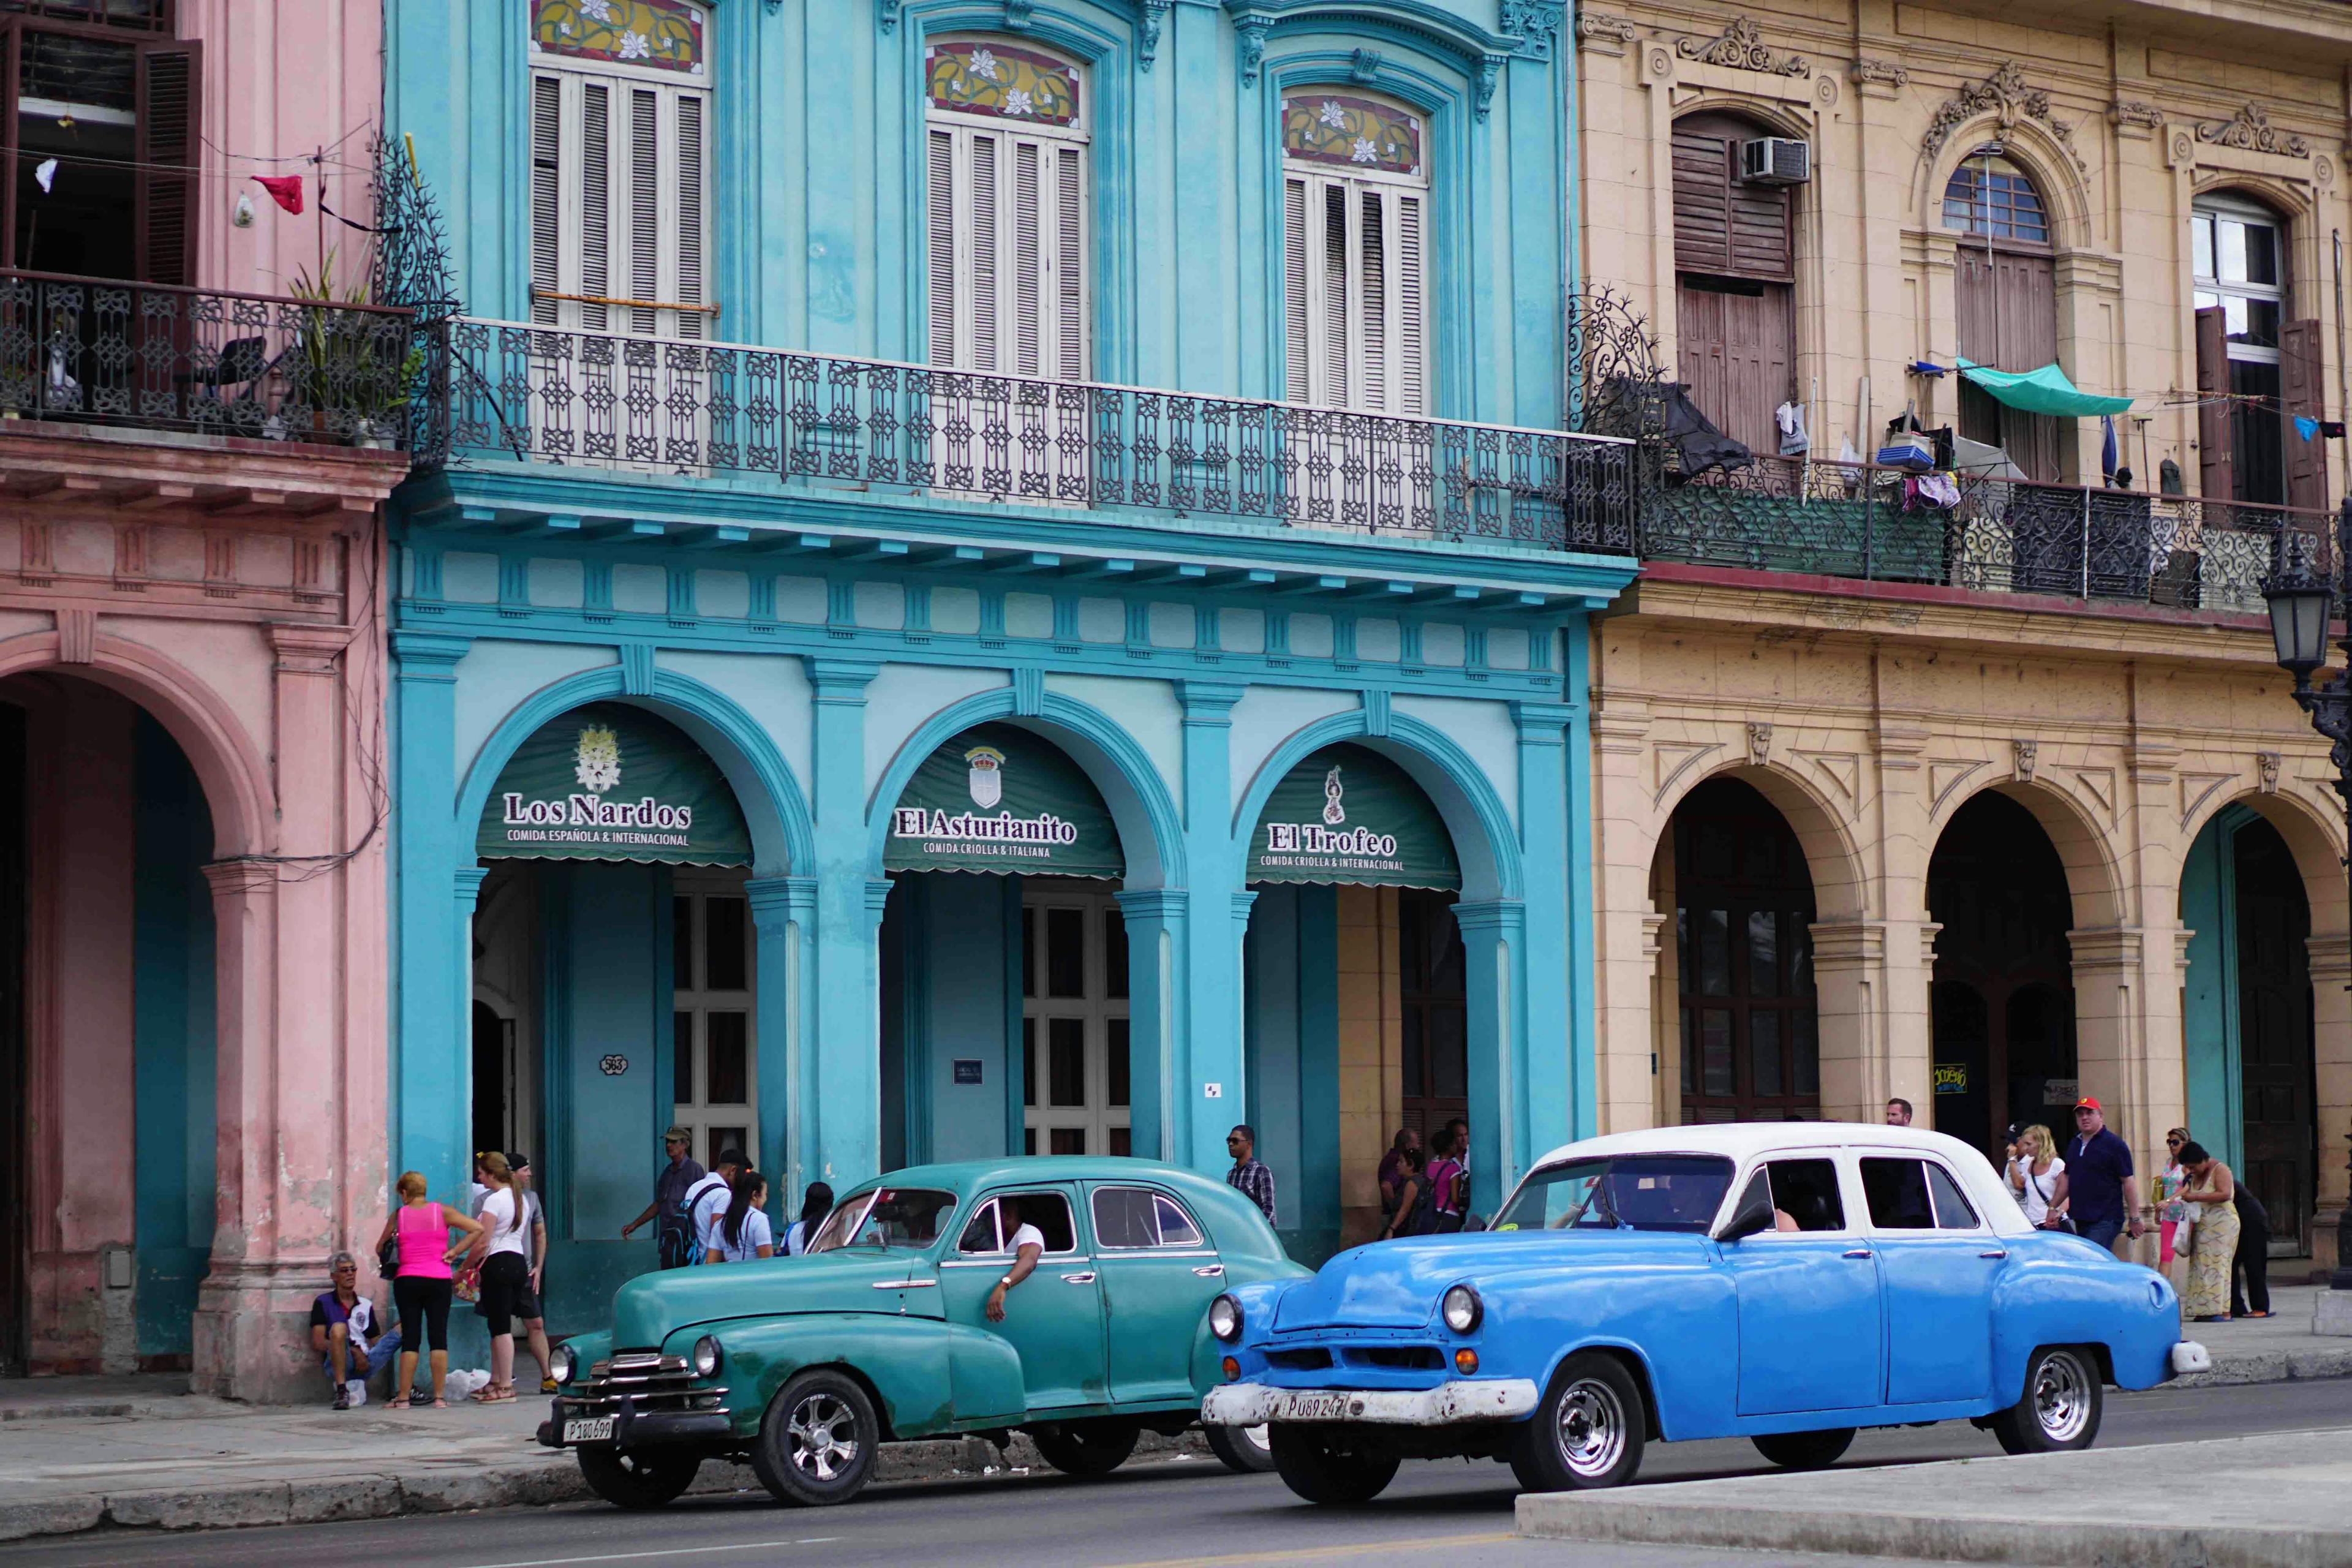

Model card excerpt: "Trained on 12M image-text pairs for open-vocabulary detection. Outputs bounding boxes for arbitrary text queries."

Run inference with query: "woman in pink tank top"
[372,1171,483,1408]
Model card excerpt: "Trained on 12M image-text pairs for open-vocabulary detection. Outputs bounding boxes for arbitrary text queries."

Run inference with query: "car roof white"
[1528,1121,1993,1169]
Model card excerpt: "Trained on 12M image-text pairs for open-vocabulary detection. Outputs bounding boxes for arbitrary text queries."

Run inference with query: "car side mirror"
[1714,1187,1775,1243]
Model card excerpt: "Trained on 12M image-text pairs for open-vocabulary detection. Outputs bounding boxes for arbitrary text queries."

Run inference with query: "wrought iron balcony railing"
[0,270,421,451]
[442,317,1638,556]
[1642,454,2337,617]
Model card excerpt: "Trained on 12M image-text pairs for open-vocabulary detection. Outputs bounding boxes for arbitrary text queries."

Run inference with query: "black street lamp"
[2261,498,2352,1291]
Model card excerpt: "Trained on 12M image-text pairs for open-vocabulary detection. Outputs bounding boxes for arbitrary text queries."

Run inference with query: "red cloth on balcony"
[252,176,303,215]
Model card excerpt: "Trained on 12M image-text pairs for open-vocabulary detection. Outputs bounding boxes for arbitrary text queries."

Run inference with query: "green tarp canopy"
[1248,744,1460,891]
[885,722,1125,879]
[1954,358,2133,418]
[479,703,752,865]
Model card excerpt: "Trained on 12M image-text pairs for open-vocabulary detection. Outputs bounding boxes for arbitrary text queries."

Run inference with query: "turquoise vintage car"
[540,1156,1308,1509]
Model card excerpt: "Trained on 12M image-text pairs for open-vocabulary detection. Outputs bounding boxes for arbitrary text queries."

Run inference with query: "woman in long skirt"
[2176,1140,2242,1324]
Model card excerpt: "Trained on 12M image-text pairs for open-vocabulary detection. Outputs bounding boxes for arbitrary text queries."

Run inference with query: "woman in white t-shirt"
[2005,1123,2069,1229]
[466,1152,534,1402]
[713,1170,776,1263]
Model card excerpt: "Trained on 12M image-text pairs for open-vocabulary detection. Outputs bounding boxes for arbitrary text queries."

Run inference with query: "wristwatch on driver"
[999,1275,1014,1287]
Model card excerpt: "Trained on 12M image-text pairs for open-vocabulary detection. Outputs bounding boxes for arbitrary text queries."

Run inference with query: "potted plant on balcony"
[288,250,422,450]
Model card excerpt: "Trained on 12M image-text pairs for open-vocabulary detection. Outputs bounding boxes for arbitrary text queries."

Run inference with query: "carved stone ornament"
[1921,62,2086,172]
[1849,58,1907,91]
[2013,737,2038,782]
[1137,0,1169,70]
[1231,7,1269,86]
[2109,100,2165,131]
[1576,11,1637,55]
[1747,720,1774,766]
[1500,0,1565,60]
[2257,750,2282,793]
[1474,54,1504,121]
[1676,16,1807,77]
[2195,102,2310,159]
[1349,47,1381,84]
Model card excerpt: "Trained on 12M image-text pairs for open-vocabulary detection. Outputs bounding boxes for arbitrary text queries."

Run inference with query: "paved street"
[5,1378,2341,1567]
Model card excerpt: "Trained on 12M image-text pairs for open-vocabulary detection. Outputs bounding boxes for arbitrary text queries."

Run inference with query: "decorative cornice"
[1676,17,1807,77]
[1921,61,2085,172]
[2195,102,2310,159]
[1499,0,1564,61]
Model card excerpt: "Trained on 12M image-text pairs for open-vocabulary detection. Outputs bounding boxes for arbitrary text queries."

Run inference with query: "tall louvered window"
[1280,92,1427,415]
[922,40,1088,379]
[526,0,711,339]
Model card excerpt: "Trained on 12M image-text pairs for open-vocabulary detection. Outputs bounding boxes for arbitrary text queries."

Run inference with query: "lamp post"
[2261,497,2352,1290]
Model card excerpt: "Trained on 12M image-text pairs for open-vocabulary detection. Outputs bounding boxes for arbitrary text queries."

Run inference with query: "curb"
[0,1428,1213,1544]
[2172,1344,2352,1389]
[1515,1493,2352,1568]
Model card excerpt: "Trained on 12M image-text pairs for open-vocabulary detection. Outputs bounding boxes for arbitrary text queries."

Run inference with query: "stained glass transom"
[925,43,1080,127]
[1282,94,1422,178]
[1942,152,2048,244]
[532,0,704,74]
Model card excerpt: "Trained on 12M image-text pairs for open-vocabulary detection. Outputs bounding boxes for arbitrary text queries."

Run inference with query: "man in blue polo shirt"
[2064,1096,2145,1254]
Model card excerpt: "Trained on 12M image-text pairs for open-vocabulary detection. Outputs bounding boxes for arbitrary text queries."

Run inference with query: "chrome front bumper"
[1202,1378,1541,1427]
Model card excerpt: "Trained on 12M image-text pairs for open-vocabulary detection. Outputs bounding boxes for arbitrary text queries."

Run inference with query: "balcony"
[1641,454,2335,617]
[436,318,1638,558]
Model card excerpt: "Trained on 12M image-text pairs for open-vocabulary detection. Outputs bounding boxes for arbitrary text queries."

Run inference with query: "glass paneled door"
[1022,881,1129,1156]
[673,869,754,1170]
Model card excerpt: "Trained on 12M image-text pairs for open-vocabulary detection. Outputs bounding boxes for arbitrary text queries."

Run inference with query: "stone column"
[1512,701,1579,1137]
[2310,933,2351,1275]
[1811,920,1885,1121]
[1455,899,1530,1194]
[2070,925,2150,1259]
[389,631,471,1196]
[805,657,880,1189]
[746,875,817,1213]
[1178,680,1244,1174]
[1117,889,1188,1164]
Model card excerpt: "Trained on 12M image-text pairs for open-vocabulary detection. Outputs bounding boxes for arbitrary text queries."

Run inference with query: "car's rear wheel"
[1510,1352,1646,1492]
[1204,1422,1276,1474]
[1268,1425,1400,1504]
[753,1369,881,1506]
[1751,1427,1855,1471]
[1031,1419,1141,1477]
[1992,1345,2103,1455]
[576,1446,699,1509]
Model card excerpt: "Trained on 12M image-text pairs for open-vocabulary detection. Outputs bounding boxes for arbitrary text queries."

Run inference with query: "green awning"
[885,722,1125,879]
[480,703,751,865]
[1248,744,1460,891]
[1954,358,2133,418]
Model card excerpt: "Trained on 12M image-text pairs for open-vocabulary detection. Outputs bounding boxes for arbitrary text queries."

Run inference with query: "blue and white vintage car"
[1202,1125,2199,1502]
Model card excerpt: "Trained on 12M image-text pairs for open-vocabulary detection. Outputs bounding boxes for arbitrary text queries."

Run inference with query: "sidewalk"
[1518,1427,2352,1568]
[0,1283,2343,1545]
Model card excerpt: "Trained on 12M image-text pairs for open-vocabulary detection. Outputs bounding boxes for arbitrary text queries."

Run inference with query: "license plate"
[562,1415,616,1444]
[1270,1392,1352,1422]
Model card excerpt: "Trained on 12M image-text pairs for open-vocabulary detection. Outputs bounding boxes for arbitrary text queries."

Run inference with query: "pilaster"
[1117,886,1189,1164]
[390,631,472,1197]
[1453,898,1529,1199]
[1513,699,1578,1147]
[747,875,819,1214]
[1178,680,1243,1173]
[1810,918,1891,1120]
[2309,932,2350,1275]
[806,657,881,1188]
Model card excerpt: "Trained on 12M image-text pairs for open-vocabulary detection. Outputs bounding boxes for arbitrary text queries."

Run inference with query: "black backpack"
[1392,1170,1444,1238]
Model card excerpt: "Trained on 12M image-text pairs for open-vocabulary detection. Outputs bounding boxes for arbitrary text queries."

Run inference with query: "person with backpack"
[710,1168,775,1262]
[1423,1125,1468,1233]
[1379,1145,1433,1240]
[620,1128,706,1269]
[684,1148,745,1264]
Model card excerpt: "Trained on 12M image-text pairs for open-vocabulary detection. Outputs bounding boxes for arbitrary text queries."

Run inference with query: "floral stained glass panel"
[533,0,704,75]
[926,43,1080,127]
[1283,94,1422,178]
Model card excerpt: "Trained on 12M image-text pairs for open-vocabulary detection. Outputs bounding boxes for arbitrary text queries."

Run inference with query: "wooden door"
[2281,317,2328,513]
[1954,243,2060,480]
[2195,307,2236,503]
[1671,115,1794,456]
[2236,821,2315,1253]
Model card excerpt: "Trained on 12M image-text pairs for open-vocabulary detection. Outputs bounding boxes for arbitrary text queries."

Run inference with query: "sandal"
[472,1382,516,1403]
[431,1397,448,1408]
[386,1396,410,1410]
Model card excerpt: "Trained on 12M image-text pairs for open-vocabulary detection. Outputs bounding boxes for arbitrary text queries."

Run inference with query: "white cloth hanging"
[1775,401,1809,456]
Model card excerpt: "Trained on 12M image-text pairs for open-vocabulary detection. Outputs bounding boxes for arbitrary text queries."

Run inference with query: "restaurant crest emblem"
[966,745,1007,809]
[575,723,622,793]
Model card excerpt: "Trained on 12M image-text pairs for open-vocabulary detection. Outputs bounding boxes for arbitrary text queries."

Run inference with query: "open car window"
[1762,1158,1846,1232]
[957,1198,1002,1255]
[1493,1154,1736,1233]
[804,1187,957,1254]
[1926,1162,1981,1230]
[975,1190,1077,1254]
[1860,1158,1936,1230]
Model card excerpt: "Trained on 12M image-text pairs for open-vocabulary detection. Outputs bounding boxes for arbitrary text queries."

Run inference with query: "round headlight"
[1208,1294,1243,1343]
[549,1344,576,1385]
[1441,1284,1482,1335]
[690,1335,722,1378]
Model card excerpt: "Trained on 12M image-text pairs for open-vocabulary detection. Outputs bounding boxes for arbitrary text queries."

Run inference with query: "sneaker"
[541,1377,558,1394]
[333,1384,352,1411]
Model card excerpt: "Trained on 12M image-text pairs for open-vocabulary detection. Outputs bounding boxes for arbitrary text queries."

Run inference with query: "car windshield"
[1492,1155,1736,1234]
[803,1188,958,1253]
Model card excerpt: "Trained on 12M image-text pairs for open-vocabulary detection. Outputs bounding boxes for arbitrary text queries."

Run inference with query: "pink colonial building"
[0,0,402,1400]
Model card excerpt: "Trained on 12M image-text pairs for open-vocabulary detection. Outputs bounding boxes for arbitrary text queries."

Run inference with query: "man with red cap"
[2064,1096,2144,1256]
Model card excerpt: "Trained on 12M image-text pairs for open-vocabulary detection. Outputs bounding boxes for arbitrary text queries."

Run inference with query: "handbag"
[2027,1167,2075,1233]
[377,1228,400,1277]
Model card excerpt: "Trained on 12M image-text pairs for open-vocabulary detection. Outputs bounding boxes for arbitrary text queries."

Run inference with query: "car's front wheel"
[1510,1352,1646,1492]
[1030,1419,1141,1477]
[1751,1427,1855,1470]
[1268,1425,1400,1504]
[576,1446,699,1509]
[1204,1422,1276,1474]
[753,1369,881,1506]
[1992,1344,2103,1455]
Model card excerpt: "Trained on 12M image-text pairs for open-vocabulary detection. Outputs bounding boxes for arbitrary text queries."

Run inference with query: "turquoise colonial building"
[385,0,1632,1321]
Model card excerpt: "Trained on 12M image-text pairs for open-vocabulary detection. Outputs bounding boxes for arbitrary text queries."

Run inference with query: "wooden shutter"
[1283,176,1310,399]
[627,89,659,334]
[530,75,563,324]
[134,40,199,287]
[927,129,956,364]
[1055,145,1084,382]
[1321,184,1348,408]
[927,119,1087,379]
[1397,193,1424,416]
[1727,175,1792,282]
[577,82,609,330]
[1012,139,1041,375]
[2282,315,2326,512]
[1673,123,1790,282]
[970,134,997,370]
[1360,189,1387,412]
[2196,306,2234,502]
[674,94,704,339]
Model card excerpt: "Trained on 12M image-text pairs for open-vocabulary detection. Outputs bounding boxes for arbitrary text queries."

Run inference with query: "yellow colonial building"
[1576,0,2351,1269]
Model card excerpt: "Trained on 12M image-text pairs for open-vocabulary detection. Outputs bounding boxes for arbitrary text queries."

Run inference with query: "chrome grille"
[570,1349,728,1414]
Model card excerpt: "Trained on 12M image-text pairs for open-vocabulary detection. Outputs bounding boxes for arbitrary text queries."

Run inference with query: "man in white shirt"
[983,1196,1046,1322]
[685,1148,746,1262]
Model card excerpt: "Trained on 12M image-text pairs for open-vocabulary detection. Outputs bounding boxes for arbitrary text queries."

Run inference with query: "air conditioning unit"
[1741,138,1811,185]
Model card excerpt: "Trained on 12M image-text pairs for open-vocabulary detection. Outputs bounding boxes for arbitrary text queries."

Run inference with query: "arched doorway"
[2181,805,2318,1254]
[1241,742,1465,1261]
[0,673,219,1374]
[1945,146,2060,480]
[1926,791,2078,1158]
[877,723,1131,1168]
[1672,111,1798,457]
[1656,775,1820,1123]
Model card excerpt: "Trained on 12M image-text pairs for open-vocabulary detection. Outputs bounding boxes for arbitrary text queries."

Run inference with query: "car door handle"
[1192,1264,1224,1278]
[1843,1248,1873,1259]
[870,1279,937,1289]
[1979,1250,2009,1260]
[1061,1272,1096,1284]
